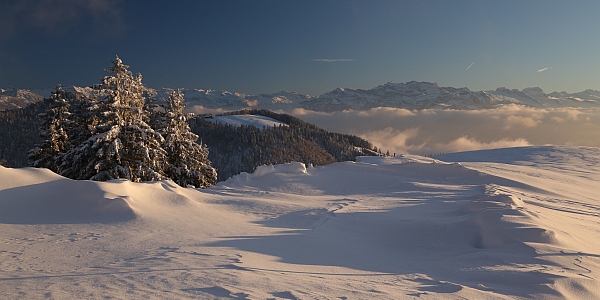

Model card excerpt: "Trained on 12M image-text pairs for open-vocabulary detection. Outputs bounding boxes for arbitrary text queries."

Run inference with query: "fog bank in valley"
[291,105,600,155]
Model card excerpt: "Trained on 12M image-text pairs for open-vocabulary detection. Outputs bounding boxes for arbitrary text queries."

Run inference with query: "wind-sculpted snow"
[0,146,598,299]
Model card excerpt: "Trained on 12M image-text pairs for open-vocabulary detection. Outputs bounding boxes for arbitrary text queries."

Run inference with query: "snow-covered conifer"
[56,92,99,180]
[60,56,167,182]
[28,84,70,172]
[162,89,217,188]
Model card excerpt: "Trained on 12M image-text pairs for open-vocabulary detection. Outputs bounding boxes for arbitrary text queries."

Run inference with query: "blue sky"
[1,0,600,95]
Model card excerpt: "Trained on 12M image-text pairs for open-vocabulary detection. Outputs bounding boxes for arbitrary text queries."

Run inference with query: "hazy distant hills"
[302,82,600,111]
[3,81,600,112]
[0,88,44,110]
[177,89,316,111]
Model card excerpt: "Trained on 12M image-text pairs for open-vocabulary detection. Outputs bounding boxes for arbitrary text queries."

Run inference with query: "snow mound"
[0,165,64,189]
[273,162,307,174]
[0,167,135,224]
[252,162,307,176]
[0,166,211,224]
[224,162,307,185]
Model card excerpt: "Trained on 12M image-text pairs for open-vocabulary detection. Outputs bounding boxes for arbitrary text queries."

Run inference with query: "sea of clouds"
[290,105,600,155]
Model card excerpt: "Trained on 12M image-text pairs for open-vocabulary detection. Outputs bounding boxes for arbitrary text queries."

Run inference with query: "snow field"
[0,146,598,299]
[207,114,288,129]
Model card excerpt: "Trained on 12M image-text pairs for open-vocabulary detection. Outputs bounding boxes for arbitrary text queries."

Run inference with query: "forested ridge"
[0,89,98,167]
[0,101,47,167]
[2,104,376,181]
[190,109,376,180]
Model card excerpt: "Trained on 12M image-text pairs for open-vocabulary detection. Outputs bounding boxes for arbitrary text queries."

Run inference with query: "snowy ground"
[0,146,598,299]
[207,114,288,129]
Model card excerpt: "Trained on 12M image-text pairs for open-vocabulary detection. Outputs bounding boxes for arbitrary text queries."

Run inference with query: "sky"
[2,0,600,95]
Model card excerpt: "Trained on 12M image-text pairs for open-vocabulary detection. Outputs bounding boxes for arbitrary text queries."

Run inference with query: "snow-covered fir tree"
[60,56,167,182]
[57,92,99,180]
[28,85,70,172]
[27,56,217,188]
[162,89,217,188]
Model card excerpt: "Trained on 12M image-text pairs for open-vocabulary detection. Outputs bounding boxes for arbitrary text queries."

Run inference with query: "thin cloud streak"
[465,62,475,71]
[537,67,553,73]
[312,59,355,62]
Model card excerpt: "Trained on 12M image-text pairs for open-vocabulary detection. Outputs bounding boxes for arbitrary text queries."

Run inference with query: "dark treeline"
[0,101,47,167]
[0,89,89,167]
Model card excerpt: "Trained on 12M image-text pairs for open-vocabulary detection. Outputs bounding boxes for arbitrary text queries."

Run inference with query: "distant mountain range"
[305,82,600,111]
[3,81,600,111]
[0,88,44,110]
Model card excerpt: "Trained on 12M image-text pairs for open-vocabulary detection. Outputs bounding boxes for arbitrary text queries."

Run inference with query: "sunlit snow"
[0,146,598,299]
[207,114,288,129]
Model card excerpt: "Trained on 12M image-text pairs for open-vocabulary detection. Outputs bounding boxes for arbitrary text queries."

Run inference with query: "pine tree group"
[28,56,217,188]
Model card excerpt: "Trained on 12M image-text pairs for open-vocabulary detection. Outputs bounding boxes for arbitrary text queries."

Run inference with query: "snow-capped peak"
[4,82,600,112]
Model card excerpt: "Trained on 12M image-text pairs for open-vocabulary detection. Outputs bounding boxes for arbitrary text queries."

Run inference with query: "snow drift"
[0,146,598,299]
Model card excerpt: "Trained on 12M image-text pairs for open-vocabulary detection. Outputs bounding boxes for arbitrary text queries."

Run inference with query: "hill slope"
[190,109,375,180]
